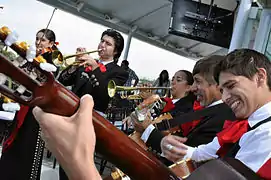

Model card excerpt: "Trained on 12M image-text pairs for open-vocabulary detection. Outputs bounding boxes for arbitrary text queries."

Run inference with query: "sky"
[0,0,196,80]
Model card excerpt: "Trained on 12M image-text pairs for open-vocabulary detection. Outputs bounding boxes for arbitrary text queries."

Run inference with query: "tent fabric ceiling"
[37,0,237,59]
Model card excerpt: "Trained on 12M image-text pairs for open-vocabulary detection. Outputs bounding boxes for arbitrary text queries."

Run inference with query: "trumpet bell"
[107,80,171,99]
[108,80,117,98]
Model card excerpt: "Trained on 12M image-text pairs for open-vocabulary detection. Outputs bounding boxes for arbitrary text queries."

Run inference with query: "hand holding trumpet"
[74,47,100,70]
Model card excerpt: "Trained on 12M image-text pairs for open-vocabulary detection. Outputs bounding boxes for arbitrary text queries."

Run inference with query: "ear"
[49,41,54,48]
[257,68,267,87]
[185,85,191,93]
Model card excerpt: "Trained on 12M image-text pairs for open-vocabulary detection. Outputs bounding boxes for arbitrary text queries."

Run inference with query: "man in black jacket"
[58,29,128,179]
[58,29,128,114]
[132,55,236,163]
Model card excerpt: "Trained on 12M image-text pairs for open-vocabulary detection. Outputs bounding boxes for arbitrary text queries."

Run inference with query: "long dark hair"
[179,70,194,85]
[36,29,58,51]
[159,70,169,86]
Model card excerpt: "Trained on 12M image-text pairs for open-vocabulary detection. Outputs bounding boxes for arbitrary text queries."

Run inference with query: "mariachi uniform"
[58,60,128,113]
[58,60,128,180]
[142,100,236,160]
[182,101,271,179]
[0,54,59,180]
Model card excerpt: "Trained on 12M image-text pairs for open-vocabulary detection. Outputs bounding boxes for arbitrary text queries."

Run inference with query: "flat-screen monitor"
[169,0,235,48]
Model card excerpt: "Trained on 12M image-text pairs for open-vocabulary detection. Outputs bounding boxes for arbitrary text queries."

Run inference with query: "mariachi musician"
[0,28,61,180]
[58,29,128,180]
[130,69,198,133]
[161,49,271,179]
[131,55,238,165]
[58,29,128,115]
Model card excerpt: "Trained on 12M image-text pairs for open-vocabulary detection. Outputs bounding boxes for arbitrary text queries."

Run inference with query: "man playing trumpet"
[58,29,128,180]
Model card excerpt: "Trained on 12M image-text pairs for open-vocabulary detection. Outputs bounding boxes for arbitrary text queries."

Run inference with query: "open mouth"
[228,100,241,112]
[196,94,203,102]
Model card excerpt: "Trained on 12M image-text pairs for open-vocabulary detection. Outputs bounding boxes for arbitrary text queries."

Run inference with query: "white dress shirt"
[184,101,271,173]
[99,59,113,66]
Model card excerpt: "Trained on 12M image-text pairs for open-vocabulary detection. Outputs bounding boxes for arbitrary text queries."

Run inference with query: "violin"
[0,26,179,180]
[39,47,64,66]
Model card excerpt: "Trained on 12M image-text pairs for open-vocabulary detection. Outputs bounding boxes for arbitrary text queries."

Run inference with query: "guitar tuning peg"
[39,62,57,72]
[26,45,36,62]
[4,30,19,46]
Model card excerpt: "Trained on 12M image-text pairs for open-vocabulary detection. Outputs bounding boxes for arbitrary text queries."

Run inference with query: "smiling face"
[191,74,220,107]
[171,71,191,99]
[219,72,262,119]
[98,35,116,61]
[35,32,54,55]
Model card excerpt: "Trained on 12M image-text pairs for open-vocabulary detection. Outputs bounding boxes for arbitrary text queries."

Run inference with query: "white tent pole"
[229,0,253,52]
[123,26,137,60]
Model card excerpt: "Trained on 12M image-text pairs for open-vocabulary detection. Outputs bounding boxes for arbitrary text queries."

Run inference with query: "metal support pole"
[123,26,137,60]
[229,0,253,52]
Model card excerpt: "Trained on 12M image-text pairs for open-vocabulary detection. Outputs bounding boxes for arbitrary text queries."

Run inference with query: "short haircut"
[214,49,271,90]
[101,29,124,63]
[192,55,225,85]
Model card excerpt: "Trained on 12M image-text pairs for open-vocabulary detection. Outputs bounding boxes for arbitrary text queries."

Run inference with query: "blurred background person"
[121,60,139,87]
[152,70,171,97]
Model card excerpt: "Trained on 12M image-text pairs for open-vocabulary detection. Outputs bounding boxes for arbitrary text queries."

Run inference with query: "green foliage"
[139,77,154,84]
[0,46,17,60]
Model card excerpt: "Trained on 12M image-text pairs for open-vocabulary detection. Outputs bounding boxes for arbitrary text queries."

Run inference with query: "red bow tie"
[84,61,106,73]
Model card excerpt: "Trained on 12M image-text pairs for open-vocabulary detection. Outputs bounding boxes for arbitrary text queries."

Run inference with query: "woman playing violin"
[0,28,60,180]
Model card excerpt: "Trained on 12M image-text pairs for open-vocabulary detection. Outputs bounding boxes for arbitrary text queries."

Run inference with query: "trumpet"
[108,80,171,99]
[52,49,101,66]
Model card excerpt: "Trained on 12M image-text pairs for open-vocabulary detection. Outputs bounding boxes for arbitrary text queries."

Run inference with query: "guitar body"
[128,113,173,149]
[186,158,261,180]
[169,159,197,179]
[152,113,173,124]
[128,131,148,150]
[104,158,261,180]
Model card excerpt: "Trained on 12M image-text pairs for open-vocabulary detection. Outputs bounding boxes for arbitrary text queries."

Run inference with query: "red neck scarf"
[3,105,30,152]
[216,119,249,157]
[84,61,106,73]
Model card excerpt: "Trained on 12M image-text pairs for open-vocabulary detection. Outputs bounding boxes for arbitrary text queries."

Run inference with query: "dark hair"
[214,49,271,90]
[121,60,129,66]
[159,70,169,85]
[193,55,224,85]
[178,70,194,85]
[101,29,124,63]
[36,29,58,50]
